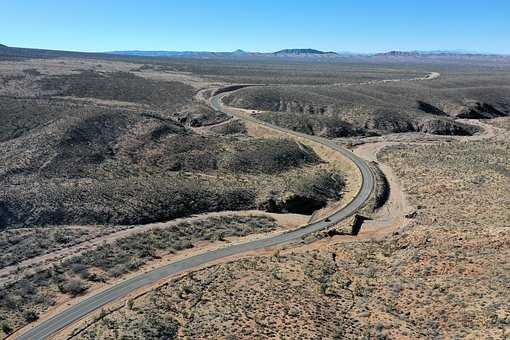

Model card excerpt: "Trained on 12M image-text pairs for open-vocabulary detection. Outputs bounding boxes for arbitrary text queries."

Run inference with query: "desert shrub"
[211,119,247,135]
[255,111,370,137]
[67,215,277,277]
[22,68,42,77]
[172,103,229,127]
[223,81,496,137]
[39,70,194,108]
[58,279,88,296]
[22,310,39,322]
[1,107,334,228]
[0,226,120,268]
[260,168,345,214]
[135,312,179,339]
[1,321,13,335]
[220,139,320,174]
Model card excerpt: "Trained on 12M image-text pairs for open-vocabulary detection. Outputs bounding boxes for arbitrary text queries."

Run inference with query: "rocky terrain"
[76,137,510,339]
[0,109,342,228]
[223,69,510,138]
[0,56,365,338]
[0,47,509,339]
[0,215,285,336]
[0,61,348,230]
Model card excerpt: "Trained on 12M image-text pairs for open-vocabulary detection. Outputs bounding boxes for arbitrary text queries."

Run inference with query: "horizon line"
[2,43,510,56]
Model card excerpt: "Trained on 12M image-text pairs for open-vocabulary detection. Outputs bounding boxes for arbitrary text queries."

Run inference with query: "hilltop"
[376,50,508,58]
[273,48,337,55]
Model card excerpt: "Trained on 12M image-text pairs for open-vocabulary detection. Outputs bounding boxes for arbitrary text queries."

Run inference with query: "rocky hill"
[273,49,337,55]
[0,63,347,229]
[376,50,504,57]
[223,83,492,137]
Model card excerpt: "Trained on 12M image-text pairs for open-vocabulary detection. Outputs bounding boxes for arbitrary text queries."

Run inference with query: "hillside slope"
[224,70,510,137]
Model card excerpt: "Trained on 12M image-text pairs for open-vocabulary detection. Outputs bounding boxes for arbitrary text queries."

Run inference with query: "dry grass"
[488,117,510,131]
[379,140,509,230]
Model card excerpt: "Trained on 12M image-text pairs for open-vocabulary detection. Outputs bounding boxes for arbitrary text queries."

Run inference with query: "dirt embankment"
[352,142,413,239]
[348,117,507,239]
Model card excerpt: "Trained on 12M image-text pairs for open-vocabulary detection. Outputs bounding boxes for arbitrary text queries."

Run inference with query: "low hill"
[0,96,339,228]
[0,65,345,228]
[1,44,508,67]
[376,50,504,57]
[223,82,492,137]
[273,49,336,55]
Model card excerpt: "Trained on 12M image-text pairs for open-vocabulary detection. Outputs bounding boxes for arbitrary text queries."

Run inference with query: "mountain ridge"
[273,48,337,55]
[0,44,508,64]
[376,50,504,57]
[110,48,509,59]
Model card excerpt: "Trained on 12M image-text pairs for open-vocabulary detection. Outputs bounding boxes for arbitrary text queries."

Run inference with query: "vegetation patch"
[0,227,124,270]
[0,102,331,228]
[75,139,510,339]
[39,70,195,107]
[221,76,510,137]
[0,215,279,337]
[259,169,345,214]
[171,103,230,127]
[210,119,247,135]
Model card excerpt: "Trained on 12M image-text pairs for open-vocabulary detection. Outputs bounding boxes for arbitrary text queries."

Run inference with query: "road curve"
[17,88,374,340]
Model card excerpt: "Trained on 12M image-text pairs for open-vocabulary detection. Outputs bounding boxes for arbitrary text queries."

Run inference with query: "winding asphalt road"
[17,88,374,340]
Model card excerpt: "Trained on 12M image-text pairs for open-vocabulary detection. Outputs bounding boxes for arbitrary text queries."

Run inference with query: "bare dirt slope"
[223,68,510,138]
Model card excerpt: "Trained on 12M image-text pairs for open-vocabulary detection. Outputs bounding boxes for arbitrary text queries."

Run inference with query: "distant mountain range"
[109,48,508,60]
[0,43,508,64]
[375,50,504,57]
[108,48,342,59]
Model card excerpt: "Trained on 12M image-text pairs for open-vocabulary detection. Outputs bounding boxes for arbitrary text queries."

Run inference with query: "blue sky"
[2,0,509,54]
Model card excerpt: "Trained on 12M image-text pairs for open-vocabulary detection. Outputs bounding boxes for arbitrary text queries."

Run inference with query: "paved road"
[17,88,374,340]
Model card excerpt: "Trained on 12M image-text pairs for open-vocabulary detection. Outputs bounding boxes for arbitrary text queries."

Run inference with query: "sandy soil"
[353,142,413,239]
[347,116,507,241]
